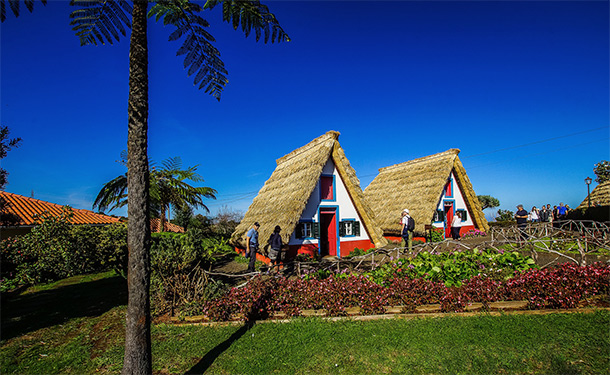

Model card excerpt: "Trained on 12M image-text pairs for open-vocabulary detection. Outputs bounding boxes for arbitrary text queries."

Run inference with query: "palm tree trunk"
[160,204,167,232]
[122,0,152,374]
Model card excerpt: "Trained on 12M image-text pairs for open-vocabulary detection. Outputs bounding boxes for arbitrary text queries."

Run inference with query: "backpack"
[408,217,415,231]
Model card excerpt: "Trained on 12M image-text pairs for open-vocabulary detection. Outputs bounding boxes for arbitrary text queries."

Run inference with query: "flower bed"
[200,262,609,322]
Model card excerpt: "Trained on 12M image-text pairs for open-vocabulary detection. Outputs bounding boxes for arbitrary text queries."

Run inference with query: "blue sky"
[2,0,609,221]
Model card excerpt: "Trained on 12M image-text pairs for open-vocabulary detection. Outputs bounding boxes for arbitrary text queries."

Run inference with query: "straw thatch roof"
[231,131,386,249]
[364,149,489,236]
[577,180,610,209]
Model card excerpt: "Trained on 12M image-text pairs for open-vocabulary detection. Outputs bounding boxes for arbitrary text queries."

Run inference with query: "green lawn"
[1,272,608,375]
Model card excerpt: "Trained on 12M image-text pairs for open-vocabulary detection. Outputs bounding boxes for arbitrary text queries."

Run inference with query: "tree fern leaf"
[187,53,204,76]
[70,0,130,46]
[168,24,187,42]
[112,0,131,28]
[176,43,190,56]
[193,65,210,85]
[183,45,197,68]
[23,0,33,12]
[8,0,19,18]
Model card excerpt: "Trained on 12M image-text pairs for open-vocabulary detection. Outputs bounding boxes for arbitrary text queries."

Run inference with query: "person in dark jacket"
[267,225,283,273]
[515,205,529,241]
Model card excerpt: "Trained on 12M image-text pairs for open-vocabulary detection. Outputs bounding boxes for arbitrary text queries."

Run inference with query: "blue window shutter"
[339,221,346,237]
[354,221,360,236]
[296,223,303,238]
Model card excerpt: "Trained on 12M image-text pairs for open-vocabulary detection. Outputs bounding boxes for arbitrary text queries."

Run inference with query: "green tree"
[478,195,500,210]
[0,126,22,190]
[0,126,23,226]
[94,155,217,232]
[2,1,288,372]
[171,203,194,231]
[495,209,515,223]
[593,160,610,183]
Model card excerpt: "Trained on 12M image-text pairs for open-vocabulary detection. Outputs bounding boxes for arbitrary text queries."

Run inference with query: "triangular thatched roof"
[364,149,489,235]
[231,131,386,249]
[577,180,610,209]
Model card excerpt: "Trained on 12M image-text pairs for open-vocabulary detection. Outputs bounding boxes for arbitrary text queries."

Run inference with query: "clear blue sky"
[2,0,609,221]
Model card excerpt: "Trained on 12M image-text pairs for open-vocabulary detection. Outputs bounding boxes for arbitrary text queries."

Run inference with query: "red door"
[444,202,454,239]
[319,208,337,256]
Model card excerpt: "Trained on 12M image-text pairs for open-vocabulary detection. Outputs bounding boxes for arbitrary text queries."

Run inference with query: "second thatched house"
[577,180,610,209]
[364,149,489,241]
[231,131,386,260]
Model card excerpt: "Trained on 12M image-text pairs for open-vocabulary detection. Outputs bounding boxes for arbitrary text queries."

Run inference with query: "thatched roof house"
[364,149,489,239]
[231,131,386,259]
[577,180,610,209]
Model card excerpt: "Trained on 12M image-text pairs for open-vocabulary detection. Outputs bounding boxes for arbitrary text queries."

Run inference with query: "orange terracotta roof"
[150,218,185,233]
[0,191,121,226]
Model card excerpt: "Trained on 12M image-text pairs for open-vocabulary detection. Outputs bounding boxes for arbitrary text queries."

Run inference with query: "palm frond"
[69,0,132,46]
[206,0,290,44]
[1,0,46,23]
[93,174,128,212]
[150,0,228,100]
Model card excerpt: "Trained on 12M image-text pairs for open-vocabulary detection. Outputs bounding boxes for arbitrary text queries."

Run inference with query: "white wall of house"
[432,170,475,229]
[288,158,371,245]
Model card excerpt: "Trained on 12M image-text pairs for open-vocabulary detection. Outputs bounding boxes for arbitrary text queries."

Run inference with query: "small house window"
[320,175,334,200]
[339,220,360,237]
[433,210,445,222]
[296,222,320,239]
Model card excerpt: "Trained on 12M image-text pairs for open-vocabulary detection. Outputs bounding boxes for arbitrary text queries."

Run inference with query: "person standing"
[515,204,529,241]
[529,206,540,223]
[246,222,260,272]
[557,202,567,221]
[451,211,462,240]
[539,205,549,223]
[401,209,415,251]
[267,225,283,273]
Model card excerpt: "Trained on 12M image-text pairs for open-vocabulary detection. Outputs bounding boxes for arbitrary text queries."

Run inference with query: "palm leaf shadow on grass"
[1,274,127,340]
[185,322,253,375]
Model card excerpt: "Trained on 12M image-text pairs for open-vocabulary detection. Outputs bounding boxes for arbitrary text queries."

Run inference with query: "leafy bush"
[150,229,233,315]
[0,208,127,291]
[428,228,444,242]
[346,247,374,257]
[366,248,536,287]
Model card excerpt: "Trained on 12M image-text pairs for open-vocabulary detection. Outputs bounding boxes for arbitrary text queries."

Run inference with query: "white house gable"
[289,158,371,246]
[432,170,475,229]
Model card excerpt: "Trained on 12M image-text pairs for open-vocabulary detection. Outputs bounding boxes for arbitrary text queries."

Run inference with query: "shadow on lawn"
[184,322,253,375]
[1,274,127,340]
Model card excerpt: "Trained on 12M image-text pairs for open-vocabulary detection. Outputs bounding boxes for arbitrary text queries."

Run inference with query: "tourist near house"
[364,149,489,242]
[231,131,386,260]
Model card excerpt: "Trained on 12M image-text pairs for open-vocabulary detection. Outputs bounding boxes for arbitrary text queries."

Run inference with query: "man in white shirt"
[401,209,415,251]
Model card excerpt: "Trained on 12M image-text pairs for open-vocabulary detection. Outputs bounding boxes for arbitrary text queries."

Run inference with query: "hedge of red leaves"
[201,263,609,322]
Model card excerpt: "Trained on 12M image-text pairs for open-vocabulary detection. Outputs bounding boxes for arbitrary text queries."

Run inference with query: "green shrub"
[0,208,128,292]
[428,228,445,242]
[149,229,233,315]
[366,247,537,287]
[346,247,374,257]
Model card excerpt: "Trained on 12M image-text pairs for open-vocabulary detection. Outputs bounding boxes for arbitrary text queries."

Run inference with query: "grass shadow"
[184,322,253,375]
[1,273,127,340]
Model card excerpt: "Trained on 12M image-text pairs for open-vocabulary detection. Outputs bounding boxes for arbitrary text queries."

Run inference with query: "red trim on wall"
[384,235,426,244]
[338,239,375,257]
[234,247,271,263]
